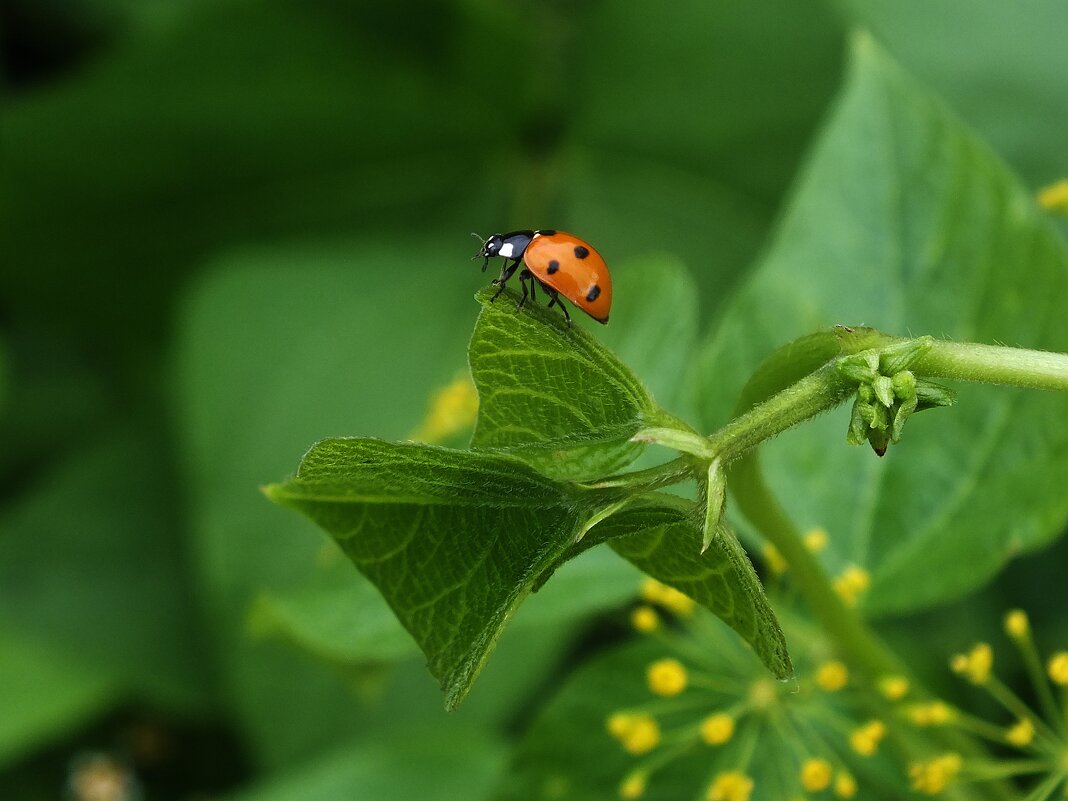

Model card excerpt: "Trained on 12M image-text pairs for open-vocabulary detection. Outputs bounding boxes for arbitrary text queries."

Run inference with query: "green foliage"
[265,438,604,709]
[693,35,1068,616]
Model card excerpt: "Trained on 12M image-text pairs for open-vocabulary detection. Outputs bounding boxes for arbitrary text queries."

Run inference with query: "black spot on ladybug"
[538,229,556,236]
[547,260,560,274]
[586,285,601,302]
[574,245,590,259]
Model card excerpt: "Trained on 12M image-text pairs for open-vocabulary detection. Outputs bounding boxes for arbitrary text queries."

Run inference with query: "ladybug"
[473,229,612,326]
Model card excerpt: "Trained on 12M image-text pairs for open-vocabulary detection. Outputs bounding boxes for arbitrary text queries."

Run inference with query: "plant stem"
[916,341,1068,392]
[706,363,854,462]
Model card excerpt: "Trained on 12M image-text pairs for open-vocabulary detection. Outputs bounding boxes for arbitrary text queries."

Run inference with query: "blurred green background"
[2,1,1067,798]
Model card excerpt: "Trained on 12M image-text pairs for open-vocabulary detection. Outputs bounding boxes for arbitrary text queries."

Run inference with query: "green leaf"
[266,437,605,709]
[601,501,791,679]
[692,36,1068,615]
[469,285,675,481]
[0,628,116,768]
[0,424,209,709]
[225,728,504,801]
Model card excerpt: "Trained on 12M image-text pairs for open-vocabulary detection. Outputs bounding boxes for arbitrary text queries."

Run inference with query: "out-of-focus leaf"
[691,36,1068,616]
[174,239,506,764]
[225,727,504,801]
[0,627,116,767]
[0,423,209,708]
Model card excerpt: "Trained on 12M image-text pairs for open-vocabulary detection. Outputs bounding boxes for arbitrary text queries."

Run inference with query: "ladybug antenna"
[470,232,485,260]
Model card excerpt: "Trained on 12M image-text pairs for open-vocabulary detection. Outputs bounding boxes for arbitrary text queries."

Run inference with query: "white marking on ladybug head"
[499,242,515,258]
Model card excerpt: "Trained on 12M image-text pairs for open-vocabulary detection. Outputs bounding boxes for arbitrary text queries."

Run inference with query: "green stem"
[916,341,1068,392]
[706,363,854,462]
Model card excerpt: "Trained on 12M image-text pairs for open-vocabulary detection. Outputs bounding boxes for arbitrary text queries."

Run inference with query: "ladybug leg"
[520,269,536,302]
[490,260,521,302]
[545,289,572,327]
[515,273,530,312]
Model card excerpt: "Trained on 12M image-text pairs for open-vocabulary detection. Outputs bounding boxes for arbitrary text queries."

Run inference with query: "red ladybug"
[474,229,612,326]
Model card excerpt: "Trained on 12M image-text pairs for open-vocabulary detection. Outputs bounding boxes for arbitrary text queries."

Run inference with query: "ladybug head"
[473,233,504,272]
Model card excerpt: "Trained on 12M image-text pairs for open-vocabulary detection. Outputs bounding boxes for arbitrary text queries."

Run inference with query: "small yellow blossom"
[623,716,661,755]
[647,658,688,696]
[907,701,955,727]
[619,772,647,799]
[950,643,993,684]
[849,720,886,756]
[834,771,857,799]
[631,605,660,633]
[640,578,695,616]
[1006,718,1035,747]
[878,674,910,700]
[707,771,754,801]
[803,527,829,552]
[762,543,787,575]
[909,753,962,795]
[606,713,661,755]
[816,660,848,692]
[1004,609,1030,639]
[1048,652,1068,685]
[607,712,634,739]
[1038,179,1068,214]
[699,713,735,746]
[799,758,833,792]
[407,374,478,443]
[833,566,870,607]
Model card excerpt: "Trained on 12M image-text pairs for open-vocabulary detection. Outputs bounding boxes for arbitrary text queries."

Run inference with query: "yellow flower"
[799,758,832,792]
[878,674,910,701]
[761,543,787,575]
[407,373,478,443]
[619,772,647,799]
[622,716,661,755]
[707,771,754,801]
[833,566,870,607]
[950,643,992,684]
[1004,609,1030,639]
[1006,718,1035,747]
[834,771,857,799]
[803,527,829,552]
[699,713,735,746]
[906,701,955,727]
[640,578,695,616]
[816,660,848,692]
[1037,179,1068,214]
[631,605,660,633]
[606,713,661,755]
[647,658,688,697]
[849,720,886,756]
[909,753,962,795]
[1048,652,1068,686]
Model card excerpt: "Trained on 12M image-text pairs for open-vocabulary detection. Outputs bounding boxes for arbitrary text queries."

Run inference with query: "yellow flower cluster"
[407,373,478,443]
[1047,651,1068,685]
[849,719,886,756]
[646,658,688,697]
[803,527,829,552]
[707,771,753,801]
[699,713,735,746]
[815,660,848,692]
[908,753,962,795]
[950,642,992,685]
[618,772,647,799]
[1038,179,1068,214]
[761,543,787,575]
[878,674,910,701]
[640,578,695,616]
[1005,718,1034,747]
[1003,608,1029,639]
[630,605,659,633]
[905,701,955,727]
[799,758,832,791]
[607,713,661,755]
[832,565,870,607]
